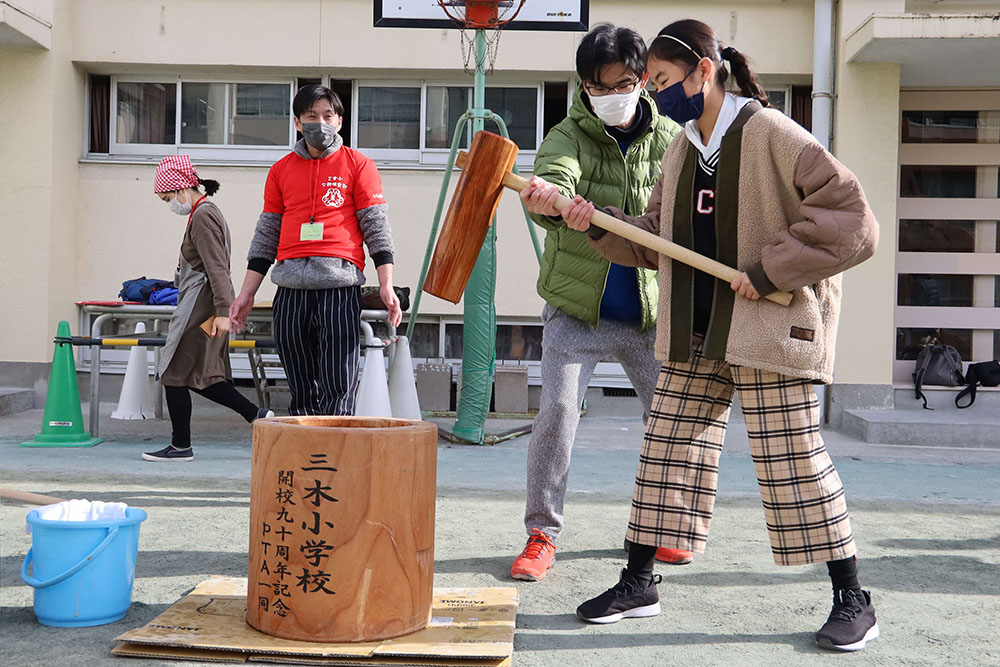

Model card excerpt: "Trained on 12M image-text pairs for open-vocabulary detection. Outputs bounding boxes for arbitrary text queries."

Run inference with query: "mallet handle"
[490,163,793,307]
[0,487,68,505]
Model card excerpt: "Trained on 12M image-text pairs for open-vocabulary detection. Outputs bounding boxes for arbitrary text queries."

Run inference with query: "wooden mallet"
[424,131,793,307]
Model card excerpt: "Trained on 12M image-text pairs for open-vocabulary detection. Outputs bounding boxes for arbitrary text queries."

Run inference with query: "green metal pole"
[406,111,474,340]
[452,29,495,444]
[482,110,543,264]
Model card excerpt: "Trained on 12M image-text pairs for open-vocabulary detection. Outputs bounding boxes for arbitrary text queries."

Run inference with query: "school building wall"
[0,0,934,403]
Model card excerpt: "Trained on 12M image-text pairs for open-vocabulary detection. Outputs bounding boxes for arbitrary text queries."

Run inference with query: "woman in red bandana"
[144,155,272,462]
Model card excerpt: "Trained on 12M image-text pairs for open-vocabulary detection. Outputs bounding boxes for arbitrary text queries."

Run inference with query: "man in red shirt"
[231,84,401,415]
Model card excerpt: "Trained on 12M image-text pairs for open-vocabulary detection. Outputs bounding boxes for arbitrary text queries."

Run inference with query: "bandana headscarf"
[153,155,199,193]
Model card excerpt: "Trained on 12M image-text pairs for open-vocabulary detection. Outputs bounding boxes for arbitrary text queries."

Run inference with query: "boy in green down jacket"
[511,24,683,582]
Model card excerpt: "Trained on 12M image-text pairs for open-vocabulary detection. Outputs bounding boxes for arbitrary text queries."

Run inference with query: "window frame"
[893,90,1000,385]
[103,74,296,163]
[352,79,543,169]
[763,84,792,115]
[352,79,424,164]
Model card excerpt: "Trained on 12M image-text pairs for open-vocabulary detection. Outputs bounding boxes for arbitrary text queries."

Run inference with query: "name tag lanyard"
[300,158,324,242]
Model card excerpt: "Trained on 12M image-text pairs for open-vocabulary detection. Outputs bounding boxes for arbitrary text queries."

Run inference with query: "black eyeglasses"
[584,78,642,97]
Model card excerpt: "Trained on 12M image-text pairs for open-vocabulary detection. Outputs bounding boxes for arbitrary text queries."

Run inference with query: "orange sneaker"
[511,529,556,581]
[655,548,693,565]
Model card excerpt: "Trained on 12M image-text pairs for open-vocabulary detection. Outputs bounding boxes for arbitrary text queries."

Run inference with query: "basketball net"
[439,0,524,75]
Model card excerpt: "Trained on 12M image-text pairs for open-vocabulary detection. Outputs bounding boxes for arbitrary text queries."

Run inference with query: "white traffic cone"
[111,322,155,420]
[355,347,392,418]
[387,336,421,420]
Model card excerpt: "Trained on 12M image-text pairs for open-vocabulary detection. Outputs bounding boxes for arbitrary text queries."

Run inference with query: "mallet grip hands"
[473,156,794,308]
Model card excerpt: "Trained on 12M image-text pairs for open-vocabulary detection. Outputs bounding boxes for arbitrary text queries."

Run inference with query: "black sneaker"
[142,445,194,462]
[816,589,880,651]
[577,569,662,624]
[254,408,275,421]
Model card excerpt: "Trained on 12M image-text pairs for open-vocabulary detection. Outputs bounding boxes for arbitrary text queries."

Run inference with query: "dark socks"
[193,381,259,423]
[165,382,261,450]
[625,542,657,587]
[827,556,861,593]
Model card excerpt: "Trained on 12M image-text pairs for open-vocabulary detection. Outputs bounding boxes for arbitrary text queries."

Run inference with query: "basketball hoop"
[439,0,524,30]
[438,0,525,74]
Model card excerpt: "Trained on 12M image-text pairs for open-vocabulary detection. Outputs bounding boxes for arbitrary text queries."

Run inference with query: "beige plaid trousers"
[626,344,857,566]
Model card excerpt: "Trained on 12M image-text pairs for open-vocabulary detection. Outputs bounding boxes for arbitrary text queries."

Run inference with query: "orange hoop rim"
[438,0,525,30]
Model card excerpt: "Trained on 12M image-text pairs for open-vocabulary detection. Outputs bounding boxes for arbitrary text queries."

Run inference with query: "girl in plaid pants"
[520,18,880,652]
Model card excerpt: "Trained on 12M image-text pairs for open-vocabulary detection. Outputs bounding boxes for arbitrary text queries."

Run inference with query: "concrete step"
[0,388,35,417]
[843,406,1000,448]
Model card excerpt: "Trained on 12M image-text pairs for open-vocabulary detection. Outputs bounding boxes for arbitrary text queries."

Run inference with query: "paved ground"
[2,392,999,666]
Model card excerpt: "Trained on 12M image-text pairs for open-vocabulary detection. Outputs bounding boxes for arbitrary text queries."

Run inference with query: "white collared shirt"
[684,93,756,162]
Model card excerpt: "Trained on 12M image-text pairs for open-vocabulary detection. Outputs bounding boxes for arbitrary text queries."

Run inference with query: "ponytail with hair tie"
[719,44,769,108]
[197,177,221,197]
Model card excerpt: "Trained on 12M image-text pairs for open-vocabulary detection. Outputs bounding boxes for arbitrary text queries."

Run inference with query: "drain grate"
[602,387,637,397]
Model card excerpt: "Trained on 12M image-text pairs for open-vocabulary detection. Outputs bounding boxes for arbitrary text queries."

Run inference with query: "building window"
[96,75,294,161]
[896,328,973,361]
[357,86,421,150]
[425,86,472,149]
[898,220,979,253]
[485,87,538,150]
[899,165,993,198]
[894,92,1000,384]
[897,274,975,307]
[443,322,543,361]
[902,110,1000,144]
[116,81,176,145]
[765,87,788,114]
[495,324,543,361]
[355,81,542,167]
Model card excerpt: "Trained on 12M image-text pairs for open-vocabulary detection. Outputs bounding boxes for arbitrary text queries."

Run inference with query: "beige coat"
[591,104,879,383]
[159,201,235,389]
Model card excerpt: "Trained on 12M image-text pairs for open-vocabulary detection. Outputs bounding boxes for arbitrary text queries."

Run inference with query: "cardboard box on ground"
[113,577,516,667]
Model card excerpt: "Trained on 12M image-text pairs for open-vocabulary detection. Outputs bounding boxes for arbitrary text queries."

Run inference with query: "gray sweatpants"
[524,304,660,540]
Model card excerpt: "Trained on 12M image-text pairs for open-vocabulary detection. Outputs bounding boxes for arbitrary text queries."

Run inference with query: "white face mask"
[588,86,643,127]
[168,195,192,216]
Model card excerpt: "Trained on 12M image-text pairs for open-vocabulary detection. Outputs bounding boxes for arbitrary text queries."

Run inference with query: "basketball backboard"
[374,1,589,32]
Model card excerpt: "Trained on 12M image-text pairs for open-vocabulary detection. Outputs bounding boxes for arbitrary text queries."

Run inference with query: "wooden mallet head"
[423,131,518,303]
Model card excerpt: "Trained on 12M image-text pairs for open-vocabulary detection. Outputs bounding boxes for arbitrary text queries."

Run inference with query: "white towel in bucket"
[26,500,129,534]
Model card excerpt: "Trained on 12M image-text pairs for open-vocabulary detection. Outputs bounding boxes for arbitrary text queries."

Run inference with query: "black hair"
[292,84,345,119]
[649,19,769,107]
[575,23,648,84]
[197,177,220,196]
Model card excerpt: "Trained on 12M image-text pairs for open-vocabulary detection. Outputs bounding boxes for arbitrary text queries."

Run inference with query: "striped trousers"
[627,343,856,566]
[272,286,361,416]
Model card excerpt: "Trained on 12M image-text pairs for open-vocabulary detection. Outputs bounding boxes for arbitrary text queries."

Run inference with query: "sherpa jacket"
[527,87,678,330]
[590,102,879,383]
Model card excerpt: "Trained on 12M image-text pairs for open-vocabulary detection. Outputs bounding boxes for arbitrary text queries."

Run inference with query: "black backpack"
[955,361,1000,409]
[912,343,965,410]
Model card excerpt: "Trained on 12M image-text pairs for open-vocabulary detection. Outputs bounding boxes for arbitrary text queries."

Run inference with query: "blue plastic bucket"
[21,507,147,627]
